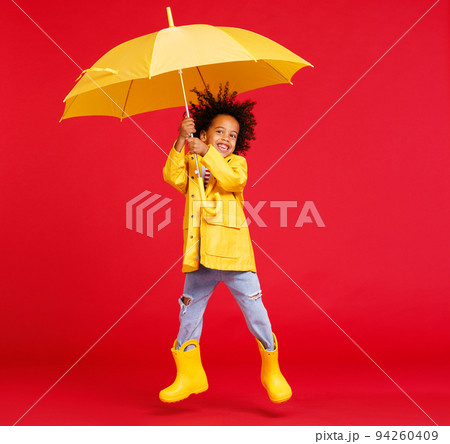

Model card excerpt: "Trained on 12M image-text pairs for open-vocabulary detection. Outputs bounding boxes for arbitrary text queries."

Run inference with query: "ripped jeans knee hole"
[179,295,193,314]
[181,296,192,306]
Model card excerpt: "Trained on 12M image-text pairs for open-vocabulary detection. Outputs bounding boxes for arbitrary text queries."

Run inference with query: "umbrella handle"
[178,69,201,176]
[178,68,216,217]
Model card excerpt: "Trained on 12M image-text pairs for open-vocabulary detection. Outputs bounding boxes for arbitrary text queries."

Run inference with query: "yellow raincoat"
[163,143,256,273]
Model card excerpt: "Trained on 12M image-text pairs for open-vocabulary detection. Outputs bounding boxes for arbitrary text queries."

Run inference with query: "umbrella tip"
[166,6,175,27]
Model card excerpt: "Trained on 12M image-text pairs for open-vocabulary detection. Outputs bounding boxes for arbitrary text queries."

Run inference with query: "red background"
[1,0,449,426]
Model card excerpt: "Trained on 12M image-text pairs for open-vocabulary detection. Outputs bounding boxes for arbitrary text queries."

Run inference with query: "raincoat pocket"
[203,222,240,258]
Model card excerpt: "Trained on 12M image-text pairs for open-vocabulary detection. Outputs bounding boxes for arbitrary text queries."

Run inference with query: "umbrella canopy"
[60,8,313,121]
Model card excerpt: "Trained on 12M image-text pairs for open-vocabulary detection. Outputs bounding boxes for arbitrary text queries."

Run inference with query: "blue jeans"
[176,264,275,351]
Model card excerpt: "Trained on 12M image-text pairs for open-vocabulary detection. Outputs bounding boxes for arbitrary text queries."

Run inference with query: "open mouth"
[216,143,230,153]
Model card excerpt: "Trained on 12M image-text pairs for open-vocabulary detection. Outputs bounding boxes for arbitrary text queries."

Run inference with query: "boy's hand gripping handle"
[178,68,216,217]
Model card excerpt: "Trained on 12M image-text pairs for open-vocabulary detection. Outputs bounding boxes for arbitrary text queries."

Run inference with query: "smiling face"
[200,114,239,158]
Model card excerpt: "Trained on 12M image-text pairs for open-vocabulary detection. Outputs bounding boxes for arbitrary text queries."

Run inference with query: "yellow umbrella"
[60,7,313,121]
[60,7,313,206]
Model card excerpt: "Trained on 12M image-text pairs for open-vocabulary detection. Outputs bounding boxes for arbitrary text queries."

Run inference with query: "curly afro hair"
[188,83,257,155]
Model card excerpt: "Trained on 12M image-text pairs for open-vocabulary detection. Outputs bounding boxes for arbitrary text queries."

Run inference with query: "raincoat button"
[191,194,195,198]
[191,156,194,160]
[191,176,194,179]
[190,235,193,239]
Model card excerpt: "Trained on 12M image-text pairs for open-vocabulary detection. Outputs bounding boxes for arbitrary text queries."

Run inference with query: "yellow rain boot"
[256,333,292,403]
[159,339,208,403]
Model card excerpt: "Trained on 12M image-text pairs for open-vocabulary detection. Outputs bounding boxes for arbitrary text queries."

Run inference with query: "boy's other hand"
[179,117,196,140]
[187,137,209,157]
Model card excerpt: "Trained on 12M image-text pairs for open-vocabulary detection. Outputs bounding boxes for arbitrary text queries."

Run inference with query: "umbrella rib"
[261,60,293,85]
[59,95,79,122]
[121,80,134,121]
[196,67,208,90]
[217,28,258,62]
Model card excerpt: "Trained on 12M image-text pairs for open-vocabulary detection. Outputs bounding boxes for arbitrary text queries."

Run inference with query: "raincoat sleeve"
[201,144,247,192]
[162,142,189,195]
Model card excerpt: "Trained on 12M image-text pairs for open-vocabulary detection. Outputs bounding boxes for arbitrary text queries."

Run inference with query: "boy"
[160,85,291,404]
